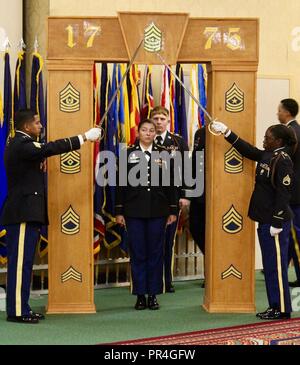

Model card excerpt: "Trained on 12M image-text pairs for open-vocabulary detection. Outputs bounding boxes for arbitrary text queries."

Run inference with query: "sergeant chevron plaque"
[222,205,243,234]
[224,147,243,173]
[59,82,80,113]
[221,264,242,280]
[61,205,80,235]
[60,151,81,174]
[61,266,82,283]
[144,22,162,52]
[225,83,244,113]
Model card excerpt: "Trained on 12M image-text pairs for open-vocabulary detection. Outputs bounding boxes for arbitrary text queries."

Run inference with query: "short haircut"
[150,106,169,118]
[15,109,35,130]
[138,119,156,131]
[280,98,299,118]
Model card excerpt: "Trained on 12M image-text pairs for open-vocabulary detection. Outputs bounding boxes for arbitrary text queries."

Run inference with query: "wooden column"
[203,62,257,312]
[47,60,95,313]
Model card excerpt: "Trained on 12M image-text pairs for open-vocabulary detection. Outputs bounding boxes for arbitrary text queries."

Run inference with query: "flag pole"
[95,38,144,139]
[155,53,221,136]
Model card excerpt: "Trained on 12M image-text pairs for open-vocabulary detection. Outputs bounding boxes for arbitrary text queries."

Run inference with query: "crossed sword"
[95,38,220,140]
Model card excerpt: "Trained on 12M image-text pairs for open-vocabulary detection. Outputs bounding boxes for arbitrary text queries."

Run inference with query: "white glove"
[211,121,228,134]
[85,128,102,141]
[270,226,283,237]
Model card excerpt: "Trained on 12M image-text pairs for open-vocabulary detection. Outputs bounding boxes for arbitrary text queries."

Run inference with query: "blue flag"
[30,52,45,136]
[175,64,188,143]
[96,65,124,249]
[29,52,48,257]
[198,64,207,126]
[0,51,12,264]
[94,63,108,253]
[13,50,27,117]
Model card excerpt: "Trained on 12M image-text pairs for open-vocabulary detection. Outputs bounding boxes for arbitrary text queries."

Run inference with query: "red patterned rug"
[113,318,300,345]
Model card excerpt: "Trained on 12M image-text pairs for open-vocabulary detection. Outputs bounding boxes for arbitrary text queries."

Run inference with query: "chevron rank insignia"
[222,205,243,234]
[144,22,162,52]
[224,147,243,173]
[61,205,80,235]
[60,151,81,174]
[225,83,244,113]
[59,82,80,113]
[61,266,82,283]
[221,264,242,280]
[33,142,42,148]
[283,174,291,186]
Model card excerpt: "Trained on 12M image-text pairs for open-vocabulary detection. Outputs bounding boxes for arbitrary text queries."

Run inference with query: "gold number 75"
[203,27,219,49]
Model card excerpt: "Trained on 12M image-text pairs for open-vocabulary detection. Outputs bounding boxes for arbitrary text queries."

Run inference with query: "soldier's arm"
[225,131,264,161]
[20,136,81,161]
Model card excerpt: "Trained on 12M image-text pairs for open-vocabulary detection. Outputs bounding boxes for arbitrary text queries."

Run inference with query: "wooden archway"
[46,13,259,313]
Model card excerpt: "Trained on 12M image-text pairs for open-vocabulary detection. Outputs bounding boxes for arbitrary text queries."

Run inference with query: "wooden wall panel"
[48,17,128,61]
[178,18,259,63]
[203,63,256,312]
[118,12,189,65]
[47,61,95,313]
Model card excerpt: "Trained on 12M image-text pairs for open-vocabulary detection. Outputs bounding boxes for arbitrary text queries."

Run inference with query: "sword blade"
[96,38,144,129]
[156,53,213,123]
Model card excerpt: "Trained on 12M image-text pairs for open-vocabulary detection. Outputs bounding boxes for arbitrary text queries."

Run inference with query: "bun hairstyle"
[269,124,297,156]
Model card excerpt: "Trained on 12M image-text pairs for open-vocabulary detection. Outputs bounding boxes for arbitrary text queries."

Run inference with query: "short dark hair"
[138,119,156,131]
[15,109,35,130]
[280,98,299,118]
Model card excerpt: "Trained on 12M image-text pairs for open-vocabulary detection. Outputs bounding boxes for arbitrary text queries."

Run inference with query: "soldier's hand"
[116,215,126,227]
[85,127,102,141]
[40,160,47,172]
[211,121,229,135]
[270,226,283,237]
[179,198,190,209]
[166,215,177,226]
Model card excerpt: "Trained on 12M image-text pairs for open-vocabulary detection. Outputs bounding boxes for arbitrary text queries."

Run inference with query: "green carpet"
[0,270,299,345]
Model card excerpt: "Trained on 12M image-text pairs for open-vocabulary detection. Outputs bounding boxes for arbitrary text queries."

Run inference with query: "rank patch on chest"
[129,153,140,163]
[33,142,42,148]
[283,174,291,186]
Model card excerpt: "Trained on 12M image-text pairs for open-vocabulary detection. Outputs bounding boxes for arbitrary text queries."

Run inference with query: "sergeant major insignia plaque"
[144,22,162,52]
[225,83,244,113]
[59,82,80,113]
